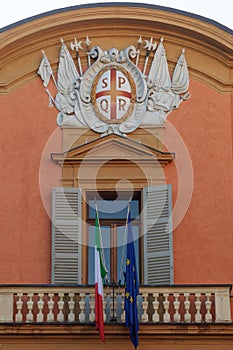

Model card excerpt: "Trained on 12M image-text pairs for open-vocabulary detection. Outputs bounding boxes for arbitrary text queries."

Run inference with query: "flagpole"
[94,199,108,282]
[124,202,139,349]
[94,199,108,343]
[119,196,132,285]
[45,88,55,107]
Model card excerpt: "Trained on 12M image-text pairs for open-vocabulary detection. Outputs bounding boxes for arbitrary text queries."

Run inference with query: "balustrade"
[0,285,231,324]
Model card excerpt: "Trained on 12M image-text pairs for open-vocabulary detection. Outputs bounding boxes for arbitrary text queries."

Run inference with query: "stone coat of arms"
[38,36,190,135]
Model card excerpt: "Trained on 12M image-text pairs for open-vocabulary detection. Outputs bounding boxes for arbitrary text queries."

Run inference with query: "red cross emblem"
[92,67,136,123]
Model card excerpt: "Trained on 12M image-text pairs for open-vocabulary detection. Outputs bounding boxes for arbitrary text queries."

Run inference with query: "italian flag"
[95,213,107,342]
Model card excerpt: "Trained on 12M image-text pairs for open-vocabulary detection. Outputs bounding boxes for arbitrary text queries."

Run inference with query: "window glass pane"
[87,192,140,285]
[89,199,139,219]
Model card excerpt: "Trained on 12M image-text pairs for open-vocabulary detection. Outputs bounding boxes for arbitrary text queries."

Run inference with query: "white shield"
[94,68,132,123]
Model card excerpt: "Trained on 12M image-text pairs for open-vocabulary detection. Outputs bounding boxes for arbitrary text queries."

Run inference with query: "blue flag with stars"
[124,210,139,349]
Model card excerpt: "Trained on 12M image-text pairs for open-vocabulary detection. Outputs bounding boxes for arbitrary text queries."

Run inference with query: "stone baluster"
[152,292,160,323]
[47,293,55,322]
[36,293,44,322]
[141,293,148,323]
[110,292,117,321]
[89,293,95,322]
[16,293,23,323]
[194,292,202,323]
[79,293,86,323]
[26,293,34,322]
[68,293,75,322]
[173,293,181,322]
[121,294,125,323]
[184,293,191,323]
[205,293,212,322]
[103,296,107,323]
[110,298,113,320]
[113,294,117,320]
[163,293,170,322]
[57,293,64,322]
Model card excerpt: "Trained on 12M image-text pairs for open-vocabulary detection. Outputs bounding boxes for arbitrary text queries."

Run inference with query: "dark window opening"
[86,191,141,285]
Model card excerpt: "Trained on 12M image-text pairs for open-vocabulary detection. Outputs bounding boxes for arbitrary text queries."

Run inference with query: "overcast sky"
[1,0,233,30]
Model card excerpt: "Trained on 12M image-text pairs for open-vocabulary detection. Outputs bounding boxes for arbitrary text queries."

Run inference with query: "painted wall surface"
[164,78,233,284]
[0,81,61,283]
[0,73,232,285]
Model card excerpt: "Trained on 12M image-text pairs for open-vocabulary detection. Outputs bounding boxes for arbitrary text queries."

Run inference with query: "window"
[86,191,140,285]
[52,185,173,285]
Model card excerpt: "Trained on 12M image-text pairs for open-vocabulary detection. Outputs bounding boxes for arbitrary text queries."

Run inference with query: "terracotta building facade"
[0,3,233,349]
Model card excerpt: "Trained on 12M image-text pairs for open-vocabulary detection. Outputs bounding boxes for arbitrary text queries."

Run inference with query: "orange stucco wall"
[0,74,232,285]
[0,81,61,283]
[164,78,233,284]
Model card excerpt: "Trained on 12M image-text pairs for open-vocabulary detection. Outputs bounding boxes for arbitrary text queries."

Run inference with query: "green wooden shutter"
[52,187,82,284]
[143,184,173,285]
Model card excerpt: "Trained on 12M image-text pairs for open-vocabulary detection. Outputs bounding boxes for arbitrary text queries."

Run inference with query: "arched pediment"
[0,3,232,94]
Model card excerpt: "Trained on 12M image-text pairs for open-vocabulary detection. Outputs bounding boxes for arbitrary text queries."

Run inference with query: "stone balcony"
[0,284,231,324]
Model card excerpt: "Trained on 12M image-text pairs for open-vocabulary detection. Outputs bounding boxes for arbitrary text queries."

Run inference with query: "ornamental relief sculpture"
[38,36,190,136]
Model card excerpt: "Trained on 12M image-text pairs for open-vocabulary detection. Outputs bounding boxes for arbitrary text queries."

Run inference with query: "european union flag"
[124,210,139,349]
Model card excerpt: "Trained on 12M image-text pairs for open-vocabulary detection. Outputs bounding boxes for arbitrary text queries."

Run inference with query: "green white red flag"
[95,212,107,342]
